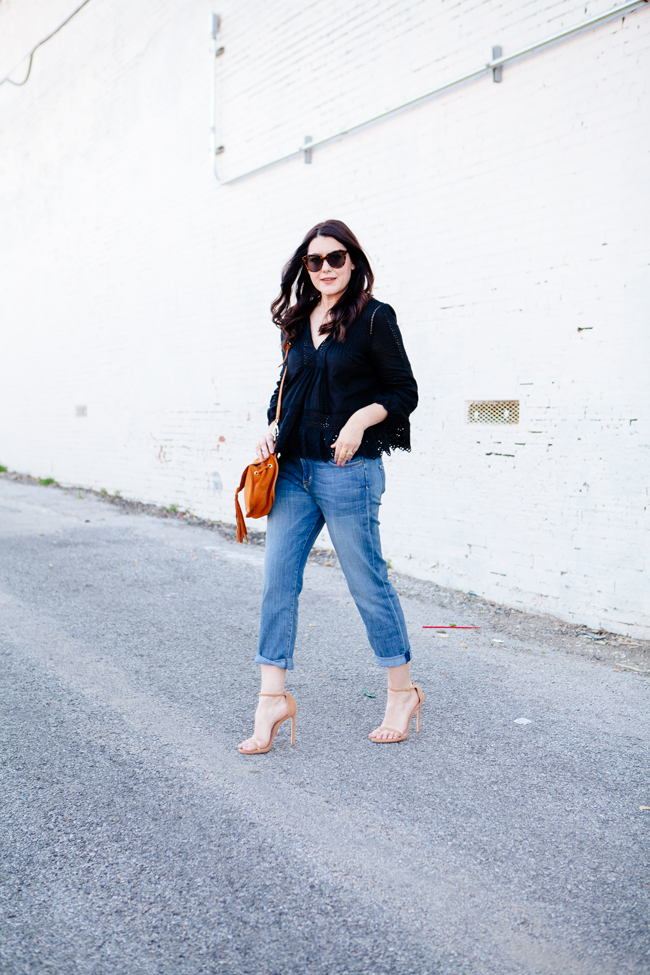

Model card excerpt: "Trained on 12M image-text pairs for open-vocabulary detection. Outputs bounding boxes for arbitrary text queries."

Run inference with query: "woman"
[238,219,422,753]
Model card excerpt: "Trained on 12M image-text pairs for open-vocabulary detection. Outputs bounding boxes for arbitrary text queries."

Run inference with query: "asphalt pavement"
[0,479,648,975]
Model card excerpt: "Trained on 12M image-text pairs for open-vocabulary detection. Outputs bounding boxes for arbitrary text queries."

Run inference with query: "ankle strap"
[259,692,286,697]
[388,685,413,692]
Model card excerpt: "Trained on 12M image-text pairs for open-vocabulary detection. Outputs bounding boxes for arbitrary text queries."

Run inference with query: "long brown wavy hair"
[271,219,374,349]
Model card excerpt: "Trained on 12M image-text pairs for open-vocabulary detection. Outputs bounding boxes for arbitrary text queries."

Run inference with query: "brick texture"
[0,0,648,636]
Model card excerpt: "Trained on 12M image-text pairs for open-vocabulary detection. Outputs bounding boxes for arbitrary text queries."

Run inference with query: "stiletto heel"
[238,692,297,755]
[369,683,424,743]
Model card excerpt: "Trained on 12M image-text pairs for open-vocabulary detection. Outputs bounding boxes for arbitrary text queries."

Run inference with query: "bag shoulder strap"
[274,343,291,425]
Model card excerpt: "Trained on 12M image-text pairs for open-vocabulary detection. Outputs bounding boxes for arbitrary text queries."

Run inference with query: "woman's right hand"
[255,423,277,461]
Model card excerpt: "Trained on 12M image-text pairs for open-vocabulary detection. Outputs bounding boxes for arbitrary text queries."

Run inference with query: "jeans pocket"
[378,462,386,494]
[327,457,363,468]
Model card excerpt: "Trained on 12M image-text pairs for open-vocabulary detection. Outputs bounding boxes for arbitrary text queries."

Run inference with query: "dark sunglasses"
[302,249,348,273]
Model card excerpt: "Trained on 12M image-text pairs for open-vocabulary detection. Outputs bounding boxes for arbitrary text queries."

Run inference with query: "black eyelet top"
[267,298,418,461]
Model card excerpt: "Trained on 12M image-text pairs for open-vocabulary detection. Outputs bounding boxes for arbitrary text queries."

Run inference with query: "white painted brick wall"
[1,0,648,636]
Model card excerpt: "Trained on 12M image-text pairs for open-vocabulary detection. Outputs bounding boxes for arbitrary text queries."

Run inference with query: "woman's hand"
[332,418,364,466]
[255,423,277,461]
[331,404,388,466]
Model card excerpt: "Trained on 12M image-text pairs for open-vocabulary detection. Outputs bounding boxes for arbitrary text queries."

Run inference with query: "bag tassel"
[235,469,248,543]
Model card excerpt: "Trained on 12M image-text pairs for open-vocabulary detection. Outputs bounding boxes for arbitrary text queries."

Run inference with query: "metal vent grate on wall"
[466,400,519,424]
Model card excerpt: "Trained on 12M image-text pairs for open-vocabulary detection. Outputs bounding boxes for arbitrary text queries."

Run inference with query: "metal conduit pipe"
[211,0,648,185]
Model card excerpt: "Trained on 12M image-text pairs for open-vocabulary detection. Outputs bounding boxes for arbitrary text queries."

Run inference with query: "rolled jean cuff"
[375,649,412,668]
[254,653,294,671]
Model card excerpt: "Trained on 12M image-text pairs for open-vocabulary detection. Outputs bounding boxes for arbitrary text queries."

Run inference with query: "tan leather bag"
[235,346,290,543]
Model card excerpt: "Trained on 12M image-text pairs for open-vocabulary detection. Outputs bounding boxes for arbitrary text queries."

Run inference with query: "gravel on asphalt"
[0,475,648,975]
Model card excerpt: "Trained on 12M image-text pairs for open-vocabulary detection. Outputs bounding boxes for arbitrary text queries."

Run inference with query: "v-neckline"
[310,325,330,352]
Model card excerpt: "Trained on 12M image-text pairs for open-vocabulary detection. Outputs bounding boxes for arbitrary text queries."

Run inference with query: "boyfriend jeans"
[255,455,412,671]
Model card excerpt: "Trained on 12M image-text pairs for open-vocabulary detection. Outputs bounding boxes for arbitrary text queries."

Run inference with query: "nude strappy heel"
[238,692,297,755]
[369,683,424,743]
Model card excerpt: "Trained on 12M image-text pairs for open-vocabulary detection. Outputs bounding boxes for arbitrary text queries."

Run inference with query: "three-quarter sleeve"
[369,304,419,420]
[265,301,418,460]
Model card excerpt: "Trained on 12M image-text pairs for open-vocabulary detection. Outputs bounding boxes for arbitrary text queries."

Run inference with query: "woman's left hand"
[331,404,388,466]
[331,418,365,466]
